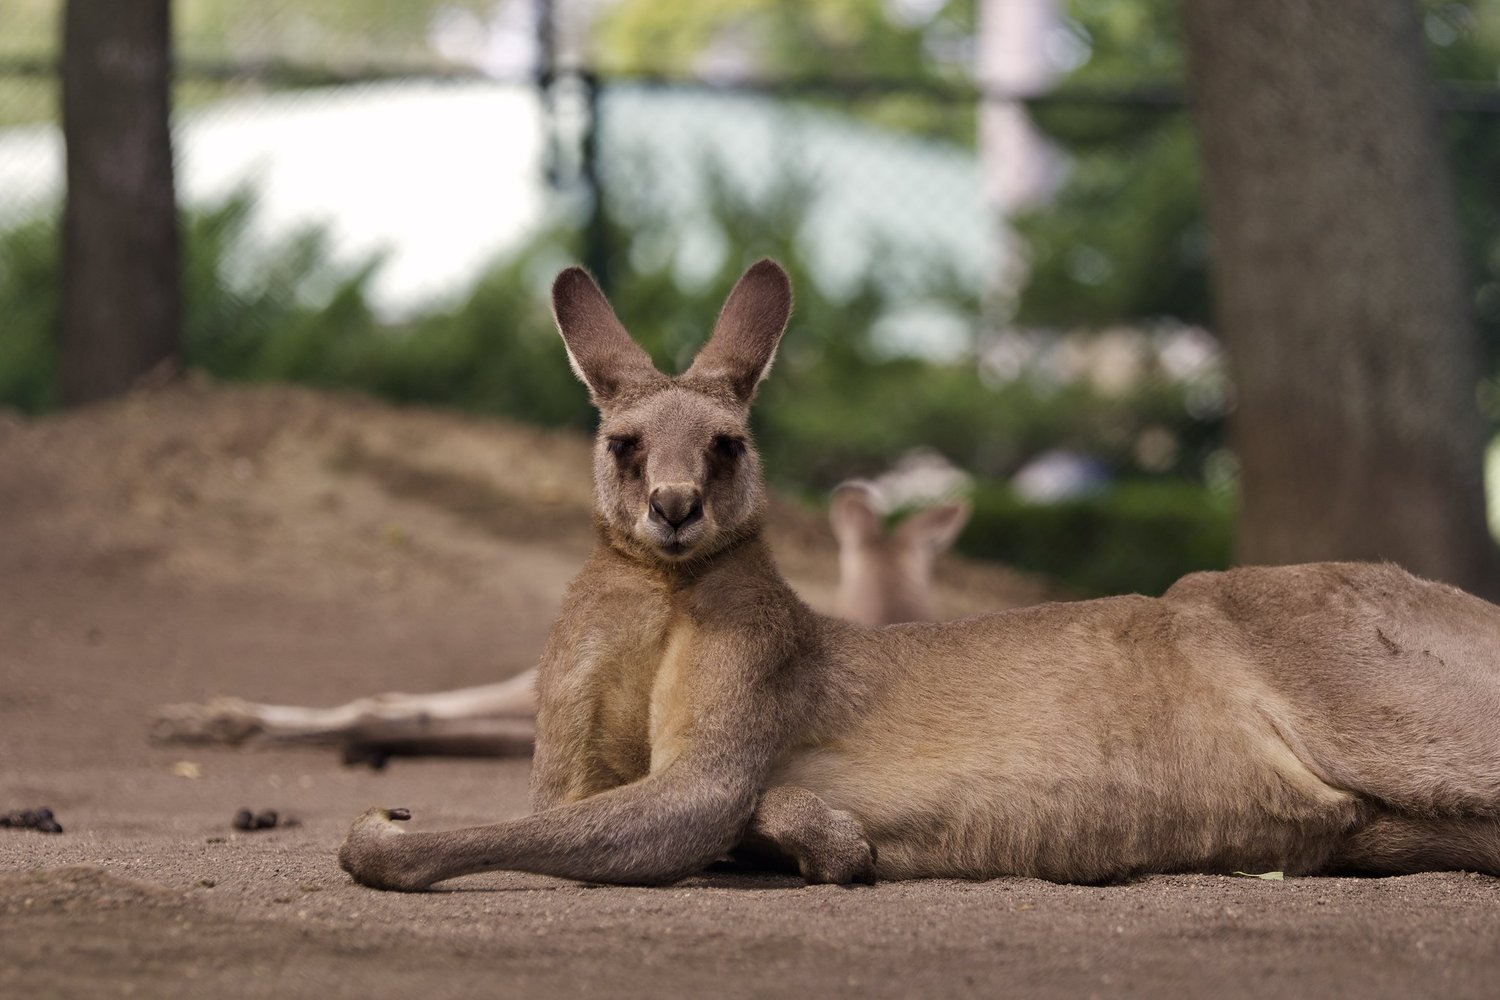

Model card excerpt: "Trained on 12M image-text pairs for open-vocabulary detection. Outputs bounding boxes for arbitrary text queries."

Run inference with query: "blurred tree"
[60,0,180,404]
[1183,0,1498,594]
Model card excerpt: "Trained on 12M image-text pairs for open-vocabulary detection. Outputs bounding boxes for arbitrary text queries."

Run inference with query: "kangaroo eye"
[607,436,639,460]
[712,435,746,461]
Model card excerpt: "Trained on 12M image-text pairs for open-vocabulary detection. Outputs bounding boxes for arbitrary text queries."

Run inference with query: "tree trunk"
[1182,0,1497,596]
[60,0,180,406]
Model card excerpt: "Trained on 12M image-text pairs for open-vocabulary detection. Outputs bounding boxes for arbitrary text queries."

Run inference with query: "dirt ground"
[1,379,1497,999]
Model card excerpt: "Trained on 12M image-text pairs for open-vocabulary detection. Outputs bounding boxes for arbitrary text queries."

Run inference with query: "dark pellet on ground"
[387,808,411,821]
[232,809,255,831]
[254,810,278,829]
[2,806,63,832]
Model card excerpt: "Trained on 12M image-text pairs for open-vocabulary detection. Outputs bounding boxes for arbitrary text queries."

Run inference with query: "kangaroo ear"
[830,481,884,545]
[894,501,971,556]
[551,267,662,406]
[684,259,792,405]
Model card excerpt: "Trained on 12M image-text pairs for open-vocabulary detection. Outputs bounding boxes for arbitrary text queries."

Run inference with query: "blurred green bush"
[966,479,1232,597]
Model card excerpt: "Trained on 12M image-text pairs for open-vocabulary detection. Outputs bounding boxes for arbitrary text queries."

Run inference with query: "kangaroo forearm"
[424,809,732,885]
[351,772,760,889]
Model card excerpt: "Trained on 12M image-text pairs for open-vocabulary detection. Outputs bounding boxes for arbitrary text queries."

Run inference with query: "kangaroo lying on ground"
[338,259,1500,891]
[146,482,969,763]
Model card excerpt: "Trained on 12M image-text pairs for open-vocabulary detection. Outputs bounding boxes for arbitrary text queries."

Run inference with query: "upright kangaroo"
[339,260,1500,891]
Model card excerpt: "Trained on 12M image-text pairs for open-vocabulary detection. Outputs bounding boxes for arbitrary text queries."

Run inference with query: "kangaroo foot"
[796,806,878,885]
[743,786,879,886]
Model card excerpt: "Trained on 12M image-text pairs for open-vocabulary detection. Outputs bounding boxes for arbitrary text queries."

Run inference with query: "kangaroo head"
[830,481,971,625]
[550,260,793,567]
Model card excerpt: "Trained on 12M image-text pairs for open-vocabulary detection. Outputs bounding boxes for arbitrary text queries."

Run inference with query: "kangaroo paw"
[338,807,429,892]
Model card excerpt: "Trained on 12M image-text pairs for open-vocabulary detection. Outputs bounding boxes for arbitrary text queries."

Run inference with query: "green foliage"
[181,193,383,385]
[172,0,495,67]
[1012,0,1197,331]
[593,0,976,84]
[0,216,58,412]
[0,0,59,61]
[1013,120,1207,328]
[177,193,596,430]
[592,0,978,141]
[963,478,1233,597]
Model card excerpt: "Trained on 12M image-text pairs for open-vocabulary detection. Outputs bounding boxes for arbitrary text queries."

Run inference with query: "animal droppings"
[233,808,297,831]
[2,806,63,833]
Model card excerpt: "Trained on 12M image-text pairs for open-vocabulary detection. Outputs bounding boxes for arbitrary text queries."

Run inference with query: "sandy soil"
[1,380,1497,999]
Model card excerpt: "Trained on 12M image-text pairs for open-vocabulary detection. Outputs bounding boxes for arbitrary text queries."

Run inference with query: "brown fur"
[339,260,1500,891]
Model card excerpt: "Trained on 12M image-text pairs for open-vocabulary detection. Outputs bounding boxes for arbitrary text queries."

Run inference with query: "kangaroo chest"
[573,610,697,790]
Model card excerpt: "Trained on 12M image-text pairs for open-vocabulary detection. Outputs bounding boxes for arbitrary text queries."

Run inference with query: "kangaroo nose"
[649,487,703,530]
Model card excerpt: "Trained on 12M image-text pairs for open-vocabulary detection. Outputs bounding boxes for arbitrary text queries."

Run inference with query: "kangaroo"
[147,485,968,763]
[830,481,969,627]
[338,259,1500,891]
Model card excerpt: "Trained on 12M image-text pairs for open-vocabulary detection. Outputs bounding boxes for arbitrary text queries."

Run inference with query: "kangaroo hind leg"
[1331,811,1500,876]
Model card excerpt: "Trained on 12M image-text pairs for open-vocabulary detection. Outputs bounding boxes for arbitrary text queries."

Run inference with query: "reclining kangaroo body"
[339,260,1500,891]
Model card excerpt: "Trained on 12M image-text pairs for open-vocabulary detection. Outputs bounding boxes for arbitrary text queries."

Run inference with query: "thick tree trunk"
[1182,0,1497,596]
[60,0,180,405]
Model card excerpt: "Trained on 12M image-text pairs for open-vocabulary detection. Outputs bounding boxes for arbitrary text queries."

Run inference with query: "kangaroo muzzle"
[648,486,704,531]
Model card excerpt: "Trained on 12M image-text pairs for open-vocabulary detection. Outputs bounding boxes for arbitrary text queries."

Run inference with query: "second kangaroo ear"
[551,267,663,406]
[684,259,793,405]
[830,481,884,545]
[895,501,971,556]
